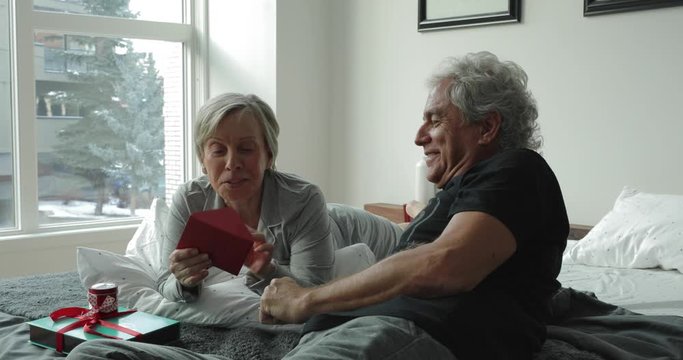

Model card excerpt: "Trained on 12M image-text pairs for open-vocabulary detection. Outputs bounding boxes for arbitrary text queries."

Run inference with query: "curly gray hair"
[428,51,541,151]
[194,93,279,169]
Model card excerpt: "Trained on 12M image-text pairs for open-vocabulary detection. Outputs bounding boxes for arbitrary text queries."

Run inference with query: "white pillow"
[79,199,377,328]
[333,243,376,279]
[124,198,171,277]
[565,186,683,272]
[77,247,301,330]
[77,244,371,328]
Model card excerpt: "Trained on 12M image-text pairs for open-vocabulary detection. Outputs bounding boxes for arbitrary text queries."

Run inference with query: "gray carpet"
[0,272,87,319]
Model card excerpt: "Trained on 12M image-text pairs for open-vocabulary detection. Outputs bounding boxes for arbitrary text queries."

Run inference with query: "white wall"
[321,0,683,226]
[208,0,683,225]
[274,0,331,191]
[207,0,276,105]
[207,0,330,192]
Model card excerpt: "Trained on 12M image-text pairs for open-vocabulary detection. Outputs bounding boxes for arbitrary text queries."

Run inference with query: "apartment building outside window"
[0,0,203,236]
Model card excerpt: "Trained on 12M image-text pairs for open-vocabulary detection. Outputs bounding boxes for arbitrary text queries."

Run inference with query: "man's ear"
[479,112,502,146]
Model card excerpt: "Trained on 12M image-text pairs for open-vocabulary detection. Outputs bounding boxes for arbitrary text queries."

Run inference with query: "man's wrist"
[300,287,322,320]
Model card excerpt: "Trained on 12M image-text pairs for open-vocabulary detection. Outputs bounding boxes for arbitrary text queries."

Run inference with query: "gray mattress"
[1,271,683,360]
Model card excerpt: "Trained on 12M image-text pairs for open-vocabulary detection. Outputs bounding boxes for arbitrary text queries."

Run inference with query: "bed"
[1,186,683,359]
[560,240,683,318]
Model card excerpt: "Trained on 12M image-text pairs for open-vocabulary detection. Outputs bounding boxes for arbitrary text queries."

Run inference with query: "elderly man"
[260,51,569,360]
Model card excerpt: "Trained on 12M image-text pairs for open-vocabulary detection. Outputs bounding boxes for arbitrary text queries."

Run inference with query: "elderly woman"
[65,93,405,359]
[158,93,335,302]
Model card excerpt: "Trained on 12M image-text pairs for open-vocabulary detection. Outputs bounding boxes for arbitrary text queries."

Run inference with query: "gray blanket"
[1,272,682,360]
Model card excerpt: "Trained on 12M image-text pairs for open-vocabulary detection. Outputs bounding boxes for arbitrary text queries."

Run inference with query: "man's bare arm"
[260,211,516,324]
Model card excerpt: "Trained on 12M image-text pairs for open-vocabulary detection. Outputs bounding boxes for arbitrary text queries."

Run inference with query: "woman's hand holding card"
[244,230,275,278]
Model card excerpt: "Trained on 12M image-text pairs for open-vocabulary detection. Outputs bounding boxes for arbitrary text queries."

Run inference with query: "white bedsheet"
[559,240,683,317]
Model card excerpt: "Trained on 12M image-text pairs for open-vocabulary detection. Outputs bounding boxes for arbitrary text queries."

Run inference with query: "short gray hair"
[194,93,279,169]
[428,51,541,151]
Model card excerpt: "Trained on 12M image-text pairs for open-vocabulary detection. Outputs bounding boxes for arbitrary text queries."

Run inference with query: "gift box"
[28,306,180,354]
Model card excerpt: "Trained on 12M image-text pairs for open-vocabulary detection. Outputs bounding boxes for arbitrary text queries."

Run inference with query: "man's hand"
[169,248,211,287]
[260,277,314,324]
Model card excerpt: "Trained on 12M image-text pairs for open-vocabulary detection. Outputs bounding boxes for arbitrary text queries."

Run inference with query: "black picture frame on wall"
[584,0,683,16]
[418,0,521,32]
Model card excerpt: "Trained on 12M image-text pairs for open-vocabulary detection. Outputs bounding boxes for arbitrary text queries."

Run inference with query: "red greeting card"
[176,207,254,275]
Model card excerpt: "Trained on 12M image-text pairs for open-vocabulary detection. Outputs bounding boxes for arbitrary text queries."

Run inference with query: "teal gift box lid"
[28,307,180,354]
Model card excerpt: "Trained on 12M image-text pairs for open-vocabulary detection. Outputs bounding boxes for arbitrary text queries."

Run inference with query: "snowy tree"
[88,53,165,215]
[54,0,165,216]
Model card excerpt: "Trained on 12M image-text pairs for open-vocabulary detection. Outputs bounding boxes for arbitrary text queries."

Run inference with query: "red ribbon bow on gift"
[49,306,141,353]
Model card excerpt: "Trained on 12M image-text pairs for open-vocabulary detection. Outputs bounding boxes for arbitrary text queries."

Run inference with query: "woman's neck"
[224,172,268,230]
[227,197,261,229]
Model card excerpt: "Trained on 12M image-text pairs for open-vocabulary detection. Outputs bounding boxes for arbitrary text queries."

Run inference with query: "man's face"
[415,79,481,188]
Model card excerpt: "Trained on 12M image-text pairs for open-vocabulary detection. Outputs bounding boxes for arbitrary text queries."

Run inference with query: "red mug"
[88,282,118,314]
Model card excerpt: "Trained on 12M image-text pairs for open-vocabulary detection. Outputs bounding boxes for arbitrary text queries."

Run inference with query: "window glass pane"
[0,0,13,229]
[34,0,183,23]
[35,32,184,224]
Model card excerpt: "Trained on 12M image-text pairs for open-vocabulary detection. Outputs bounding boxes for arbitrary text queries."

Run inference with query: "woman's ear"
[479,112,502,145]
[201,166,207,174]
[267,152,274,169]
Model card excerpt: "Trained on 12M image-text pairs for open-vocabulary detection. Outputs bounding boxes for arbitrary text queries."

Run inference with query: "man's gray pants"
[65,316,455,360]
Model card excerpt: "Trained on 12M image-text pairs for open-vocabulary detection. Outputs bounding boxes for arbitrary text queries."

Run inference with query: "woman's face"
[202,110,272,207]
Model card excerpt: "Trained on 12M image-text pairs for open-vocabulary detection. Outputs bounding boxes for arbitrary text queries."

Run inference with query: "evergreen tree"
[54,0,165,216]
[81,0,137,18]
[88,53,165,215]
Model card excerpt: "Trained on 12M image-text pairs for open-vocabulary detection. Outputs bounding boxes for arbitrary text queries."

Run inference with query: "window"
[34,0,183,23]
[1,0,203,236]
[0,0,12,229]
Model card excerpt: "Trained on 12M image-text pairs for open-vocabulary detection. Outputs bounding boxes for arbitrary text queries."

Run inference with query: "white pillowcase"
[78,198,292,328]
[78,247,296,329]
[124,198,172,277]
[77,198,378,328]
[565,186,683,272]
[333,243,376,279]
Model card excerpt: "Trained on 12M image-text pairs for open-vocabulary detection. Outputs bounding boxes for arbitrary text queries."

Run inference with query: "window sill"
[0,224,138,277]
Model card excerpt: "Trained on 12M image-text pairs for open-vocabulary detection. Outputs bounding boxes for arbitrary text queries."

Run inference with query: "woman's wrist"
[254,261,277,279]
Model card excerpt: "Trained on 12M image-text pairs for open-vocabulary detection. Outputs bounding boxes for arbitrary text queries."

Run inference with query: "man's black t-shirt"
[304,149,569,359]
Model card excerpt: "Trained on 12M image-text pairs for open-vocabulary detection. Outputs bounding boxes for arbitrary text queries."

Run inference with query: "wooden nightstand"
[568,224,592,240]
[363,203,407,224]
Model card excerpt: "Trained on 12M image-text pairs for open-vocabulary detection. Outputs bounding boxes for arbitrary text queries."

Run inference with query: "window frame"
[0,0,207,245]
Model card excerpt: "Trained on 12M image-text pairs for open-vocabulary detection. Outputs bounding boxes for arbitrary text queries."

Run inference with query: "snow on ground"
[39,200,151,221]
